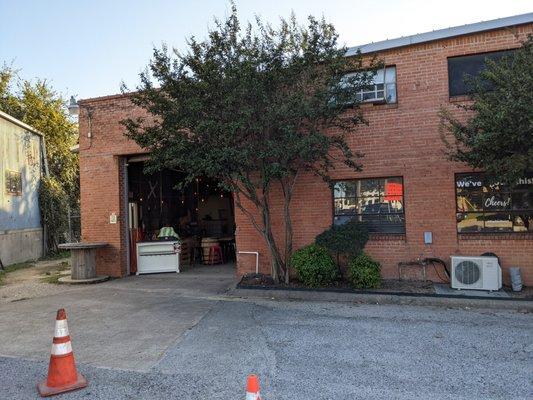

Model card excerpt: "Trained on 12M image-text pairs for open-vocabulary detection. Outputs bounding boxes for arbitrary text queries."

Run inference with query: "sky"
[1,0,531,100]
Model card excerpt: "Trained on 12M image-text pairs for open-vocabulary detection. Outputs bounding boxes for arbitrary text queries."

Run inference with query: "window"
[5,170,22,196]
[448,50,514,97]
[455,173,533,233]
[333,177,405,233]
[343,66,397,104]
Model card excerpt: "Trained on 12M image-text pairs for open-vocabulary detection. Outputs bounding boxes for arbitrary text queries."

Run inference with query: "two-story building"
[78,13,533,285]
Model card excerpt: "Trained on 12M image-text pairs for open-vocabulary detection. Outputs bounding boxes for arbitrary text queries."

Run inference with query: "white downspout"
[238,251,259,274]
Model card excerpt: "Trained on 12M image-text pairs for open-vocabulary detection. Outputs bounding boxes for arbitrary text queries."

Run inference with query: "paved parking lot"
[0,266,531,399]
[0,264,236,371]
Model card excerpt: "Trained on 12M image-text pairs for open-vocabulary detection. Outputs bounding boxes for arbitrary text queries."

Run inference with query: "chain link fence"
[66,207,81,243]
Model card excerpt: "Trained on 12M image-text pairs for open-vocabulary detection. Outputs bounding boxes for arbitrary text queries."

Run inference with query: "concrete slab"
[0,264,236,372]
[434,283,511,298]
[231,286,532,311]
[58,275,109,284]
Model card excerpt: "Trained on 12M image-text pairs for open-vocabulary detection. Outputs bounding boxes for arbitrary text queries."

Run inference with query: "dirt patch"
[0,258,81,303]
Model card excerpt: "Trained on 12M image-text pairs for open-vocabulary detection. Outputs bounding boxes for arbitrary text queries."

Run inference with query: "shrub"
[315,220,369,257]
[315,220,369,277]
[291,244,338,287]
[39,177,69,254]
[348,252,382,289]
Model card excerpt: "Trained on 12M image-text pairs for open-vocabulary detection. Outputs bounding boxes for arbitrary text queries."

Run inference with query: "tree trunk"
[261,195,286,282]
[281,175,296,285]
[232,179,291,284]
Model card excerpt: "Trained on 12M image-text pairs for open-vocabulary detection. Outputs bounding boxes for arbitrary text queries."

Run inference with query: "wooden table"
[58,242,109,283]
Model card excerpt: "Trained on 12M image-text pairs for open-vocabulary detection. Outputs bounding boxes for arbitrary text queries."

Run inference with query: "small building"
[0,111,46,265]
[78,13,533,284]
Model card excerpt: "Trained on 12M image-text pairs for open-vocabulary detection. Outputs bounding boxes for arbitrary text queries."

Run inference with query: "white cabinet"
[136,241,180,275]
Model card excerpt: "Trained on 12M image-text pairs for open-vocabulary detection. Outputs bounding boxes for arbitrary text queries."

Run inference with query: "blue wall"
[0,116,42,231]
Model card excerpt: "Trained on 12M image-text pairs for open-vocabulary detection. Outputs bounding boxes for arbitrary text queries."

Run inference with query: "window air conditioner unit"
[451,256,502,291]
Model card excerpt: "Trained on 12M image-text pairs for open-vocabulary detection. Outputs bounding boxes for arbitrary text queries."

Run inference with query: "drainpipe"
[40,136,50,256]
[40,136,49,178]
[238,251,259,274]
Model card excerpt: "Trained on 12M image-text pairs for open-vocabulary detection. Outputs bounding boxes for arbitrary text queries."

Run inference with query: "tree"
[441,35,533,185]
[0,65,79,252]
[0,66,79,202]
[123,6,377,282]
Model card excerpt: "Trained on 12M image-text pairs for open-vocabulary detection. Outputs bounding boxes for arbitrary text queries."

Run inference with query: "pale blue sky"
[1,0,531,100]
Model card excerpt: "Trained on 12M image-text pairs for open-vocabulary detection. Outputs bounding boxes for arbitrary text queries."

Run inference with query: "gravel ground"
[1,298,531,399]
[0,259,81,304]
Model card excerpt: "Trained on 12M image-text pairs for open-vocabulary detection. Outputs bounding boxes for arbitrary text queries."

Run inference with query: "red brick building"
[79,14,533,285]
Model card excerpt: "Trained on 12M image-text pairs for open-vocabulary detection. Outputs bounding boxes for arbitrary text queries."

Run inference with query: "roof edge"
[0,110,43,137]
[346,12,533,56]
[78,91,135,105]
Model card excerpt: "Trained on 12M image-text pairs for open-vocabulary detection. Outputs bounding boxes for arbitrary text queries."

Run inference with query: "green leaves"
[0,66,79,205]
[39,177,69,253]
[441,35,533,185]
[315,220,369,258]
[348,252,382,289]
[122,6,373,281]
[123,7,370,188]
[291,244,338,287]
[1,65,79,254]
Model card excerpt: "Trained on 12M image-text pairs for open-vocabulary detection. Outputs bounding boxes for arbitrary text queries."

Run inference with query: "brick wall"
[79,24,533,284]
[235,25,533,285]
[79,95,146,277]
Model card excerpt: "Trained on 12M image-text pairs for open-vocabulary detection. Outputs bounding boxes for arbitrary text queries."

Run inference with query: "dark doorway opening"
[126,161,236,274]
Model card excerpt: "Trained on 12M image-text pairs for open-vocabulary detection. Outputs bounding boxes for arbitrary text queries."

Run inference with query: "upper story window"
[343,66,397,104]
[447,50,514,97]
[333,176,405,233]
[456,173,533,233]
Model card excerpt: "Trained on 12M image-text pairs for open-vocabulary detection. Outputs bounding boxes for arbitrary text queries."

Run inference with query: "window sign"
[455,173,533,233]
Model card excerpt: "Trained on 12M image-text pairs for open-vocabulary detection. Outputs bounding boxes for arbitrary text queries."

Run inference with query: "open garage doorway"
[126,158,236,275]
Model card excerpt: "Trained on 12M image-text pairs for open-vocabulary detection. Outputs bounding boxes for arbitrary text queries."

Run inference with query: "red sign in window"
[384,182,402,201]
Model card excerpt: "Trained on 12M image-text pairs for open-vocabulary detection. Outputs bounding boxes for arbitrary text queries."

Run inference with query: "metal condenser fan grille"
[455,260,481,285]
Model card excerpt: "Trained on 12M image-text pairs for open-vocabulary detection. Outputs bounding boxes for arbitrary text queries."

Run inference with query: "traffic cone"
[246,374,261,400]
[37,309,87,397]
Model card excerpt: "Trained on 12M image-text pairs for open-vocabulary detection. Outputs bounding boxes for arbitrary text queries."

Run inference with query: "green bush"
[315,219,369,278]
[348,252,382,289]
[39,177,69,254]
[291,244,338,287]
[315,220,369,258]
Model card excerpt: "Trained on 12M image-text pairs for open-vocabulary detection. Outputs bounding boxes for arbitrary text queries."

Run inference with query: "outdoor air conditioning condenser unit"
[450,256,502,291]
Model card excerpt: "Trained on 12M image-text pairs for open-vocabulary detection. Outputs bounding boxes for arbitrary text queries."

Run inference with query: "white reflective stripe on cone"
[54,319,70,338]
[51,341,73,356]
[246,392,260,400]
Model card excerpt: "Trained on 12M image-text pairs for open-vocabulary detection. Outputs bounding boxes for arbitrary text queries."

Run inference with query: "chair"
[208,245,224,265]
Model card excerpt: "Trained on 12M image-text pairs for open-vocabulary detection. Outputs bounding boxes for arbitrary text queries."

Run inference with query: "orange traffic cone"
[37,309,87,397]
[246,374,261,400]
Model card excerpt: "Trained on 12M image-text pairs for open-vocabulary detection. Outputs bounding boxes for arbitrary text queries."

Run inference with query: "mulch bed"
[239,273,435,294]
[239,273,532,299]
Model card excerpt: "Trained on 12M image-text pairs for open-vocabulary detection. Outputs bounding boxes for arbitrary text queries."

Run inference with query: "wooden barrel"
[201,237,219,264]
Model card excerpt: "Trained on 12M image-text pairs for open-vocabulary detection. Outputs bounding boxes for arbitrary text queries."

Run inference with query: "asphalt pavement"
[1,297,531,399]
